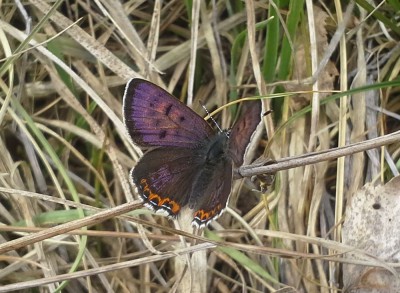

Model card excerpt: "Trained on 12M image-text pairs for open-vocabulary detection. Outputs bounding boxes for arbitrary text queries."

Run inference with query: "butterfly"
[123,79,262,228]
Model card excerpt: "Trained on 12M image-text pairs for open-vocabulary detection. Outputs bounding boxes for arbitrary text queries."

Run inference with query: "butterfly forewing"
[123,79,213,148]
[228,100,262,166]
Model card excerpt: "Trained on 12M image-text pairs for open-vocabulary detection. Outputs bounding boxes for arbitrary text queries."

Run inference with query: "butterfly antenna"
[199,101,223,133]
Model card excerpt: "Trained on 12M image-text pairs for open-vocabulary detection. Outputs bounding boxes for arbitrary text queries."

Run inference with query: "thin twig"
[239,130,400,177]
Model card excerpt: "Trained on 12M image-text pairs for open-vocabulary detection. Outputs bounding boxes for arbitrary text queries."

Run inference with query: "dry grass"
[0,0,400,292]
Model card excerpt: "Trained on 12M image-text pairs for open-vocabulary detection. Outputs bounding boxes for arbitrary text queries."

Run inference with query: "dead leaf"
[342,176,400,292]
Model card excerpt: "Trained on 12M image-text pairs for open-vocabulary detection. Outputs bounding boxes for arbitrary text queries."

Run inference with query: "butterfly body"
[123,79,261,228]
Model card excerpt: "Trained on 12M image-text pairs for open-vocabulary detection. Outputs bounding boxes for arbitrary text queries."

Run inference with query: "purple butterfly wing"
[228,100,262,166]
[123,79,213,148]
[190,156,233,228]
[132,147,204,216]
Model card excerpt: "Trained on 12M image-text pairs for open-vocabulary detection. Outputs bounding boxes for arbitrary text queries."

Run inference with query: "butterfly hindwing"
[190,155,233,228]
[132,147,204,217]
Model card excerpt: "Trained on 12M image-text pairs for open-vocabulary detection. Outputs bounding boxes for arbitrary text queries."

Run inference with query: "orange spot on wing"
[139,178,181,215]
[193,204,223,222]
